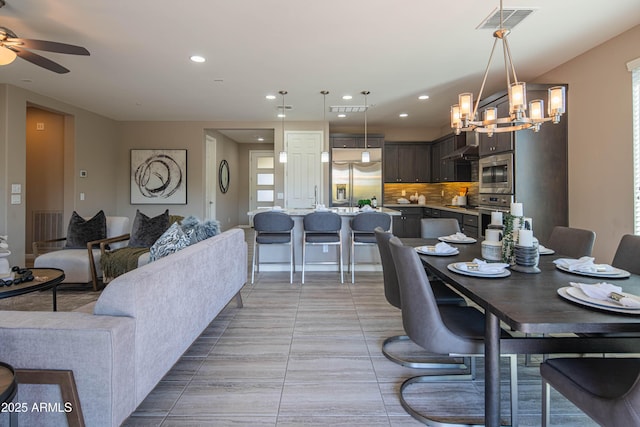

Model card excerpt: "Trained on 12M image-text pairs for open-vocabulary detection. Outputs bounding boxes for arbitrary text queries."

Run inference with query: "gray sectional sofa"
[0,228,248,427]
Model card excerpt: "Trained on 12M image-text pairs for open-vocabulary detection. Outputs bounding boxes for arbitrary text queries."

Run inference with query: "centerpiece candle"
[491,211,503,225]
[511,202,523,217]
[518,229,534,247]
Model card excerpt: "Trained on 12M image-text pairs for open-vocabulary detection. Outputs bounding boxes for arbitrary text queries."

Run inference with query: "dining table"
[402,237,640,427]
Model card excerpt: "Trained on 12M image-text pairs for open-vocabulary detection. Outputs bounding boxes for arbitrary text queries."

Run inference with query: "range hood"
[442,133,479,161]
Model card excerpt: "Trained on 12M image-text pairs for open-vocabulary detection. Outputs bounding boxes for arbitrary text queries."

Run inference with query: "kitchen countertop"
[248,207,401,217]
[384,203,479,216]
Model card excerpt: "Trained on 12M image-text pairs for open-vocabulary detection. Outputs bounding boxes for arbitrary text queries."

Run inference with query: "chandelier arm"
[473,37,500,119]
[502,36,519,85]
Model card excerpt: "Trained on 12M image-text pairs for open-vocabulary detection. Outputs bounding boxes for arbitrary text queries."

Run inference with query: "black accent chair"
[302,211,343,284]
[251,211,295,284]
[349,212,391,283]
[389,236,519,426]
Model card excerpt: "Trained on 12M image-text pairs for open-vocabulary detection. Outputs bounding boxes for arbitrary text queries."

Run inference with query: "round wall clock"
[219,160,230,193]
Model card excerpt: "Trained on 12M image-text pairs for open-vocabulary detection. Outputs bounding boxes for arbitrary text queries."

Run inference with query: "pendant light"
[279,90,288,163]
[361,91,370,163]
[320,90,330,163]
[450,0,565,136]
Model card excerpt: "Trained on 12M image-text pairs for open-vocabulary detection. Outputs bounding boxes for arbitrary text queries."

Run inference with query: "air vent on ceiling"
[477,8,536,30]
[277,105,293,110]
[329,105,368,113]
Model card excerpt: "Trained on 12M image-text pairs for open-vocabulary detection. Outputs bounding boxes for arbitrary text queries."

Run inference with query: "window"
[629,58,640,234]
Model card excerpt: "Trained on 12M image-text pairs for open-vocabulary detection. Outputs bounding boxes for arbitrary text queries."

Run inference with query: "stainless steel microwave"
[479,152,514,194]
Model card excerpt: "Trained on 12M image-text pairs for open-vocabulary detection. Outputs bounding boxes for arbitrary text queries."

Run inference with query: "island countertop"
[247,207,401,217]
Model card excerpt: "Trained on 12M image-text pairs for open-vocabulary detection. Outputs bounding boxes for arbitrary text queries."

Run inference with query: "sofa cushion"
[128,210,169,248]
[149,222,190,261]
[65,210,107,249]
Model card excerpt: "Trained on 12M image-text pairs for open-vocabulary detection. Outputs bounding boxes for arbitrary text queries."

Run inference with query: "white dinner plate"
[438,236,477,244]
[538,247,555,255]
[447,262,511,278]
[557,286,640,314]
[415,246,459,256]
[555,263,631,279]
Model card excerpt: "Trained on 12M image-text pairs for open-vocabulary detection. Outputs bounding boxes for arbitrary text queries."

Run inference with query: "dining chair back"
[251,211,295,284]
[541,357,640,427]
[302,211,343,284]
[388,236,519,426]
[374,227,467,369]
[349,212,391,283]
[546,226,595,258]
[420,218,460,238]
[612,234,640,275]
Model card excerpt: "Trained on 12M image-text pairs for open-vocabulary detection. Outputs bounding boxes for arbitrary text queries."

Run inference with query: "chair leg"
[382,335,471,370]
[251,238,258,284]
[351,240,355,283]
[339,241,344,284]
[541,379,550,427]
[301,240,306,284]
[289,241,294,284]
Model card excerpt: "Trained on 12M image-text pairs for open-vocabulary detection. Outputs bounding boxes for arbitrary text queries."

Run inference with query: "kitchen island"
[247,207,400,274]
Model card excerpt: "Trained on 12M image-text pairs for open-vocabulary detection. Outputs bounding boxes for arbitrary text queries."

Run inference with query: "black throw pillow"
[128,209,170,248]
[64,210,107,249]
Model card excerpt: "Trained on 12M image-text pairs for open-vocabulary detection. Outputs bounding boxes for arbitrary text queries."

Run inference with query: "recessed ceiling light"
[338,114,346,118]
[277,113,286,118]
[342,95,352,100]
[257,137,265,141]
[190,55,206,63]
[265,95,276,100]
[418,95,430,100]
[399,113,409,118]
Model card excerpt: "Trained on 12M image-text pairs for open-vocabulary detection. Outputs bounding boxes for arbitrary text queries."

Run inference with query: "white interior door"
[249,150,276,212]
[205,135,217,220]
[285,131,323,209]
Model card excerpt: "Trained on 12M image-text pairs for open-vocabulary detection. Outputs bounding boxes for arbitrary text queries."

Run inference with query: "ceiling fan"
[0,25,90,74]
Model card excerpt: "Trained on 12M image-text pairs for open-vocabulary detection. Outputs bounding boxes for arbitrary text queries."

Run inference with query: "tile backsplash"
[384,181,479,206]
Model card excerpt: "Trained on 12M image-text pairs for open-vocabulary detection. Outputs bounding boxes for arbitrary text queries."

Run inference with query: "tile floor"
[7,230,597,426]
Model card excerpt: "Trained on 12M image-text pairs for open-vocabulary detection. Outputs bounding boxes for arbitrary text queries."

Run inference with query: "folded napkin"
[434,242,457,254]
[554,256,614,273]
[538,244,550,252]
[446,232,470,241]
[570,282,640,308]
[457,258,509,274]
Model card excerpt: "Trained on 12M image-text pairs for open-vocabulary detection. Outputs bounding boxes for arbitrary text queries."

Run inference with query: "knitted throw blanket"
[101,247,150,280]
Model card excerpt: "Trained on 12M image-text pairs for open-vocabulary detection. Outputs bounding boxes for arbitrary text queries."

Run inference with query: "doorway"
[285,131,323,208]
[249,150,276,213]
[25,107,65,257]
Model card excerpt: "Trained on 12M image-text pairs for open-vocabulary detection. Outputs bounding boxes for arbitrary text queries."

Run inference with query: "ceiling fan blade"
[13,47,70,73]
[7,38,89,55]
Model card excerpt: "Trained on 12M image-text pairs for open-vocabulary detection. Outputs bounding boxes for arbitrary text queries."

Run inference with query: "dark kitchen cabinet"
[478,98,514,156]
[330,134,384,149]
[384,142,431,183]
[432,134,472,182]
[392,207,423,238]
[462,214,479,238]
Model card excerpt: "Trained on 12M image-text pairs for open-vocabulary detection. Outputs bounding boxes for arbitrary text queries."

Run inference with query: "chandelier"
[450,0,566,136]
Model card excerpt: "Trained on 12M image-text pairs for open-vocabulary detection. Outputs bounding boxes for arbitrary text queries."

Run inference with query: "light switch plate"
[11,195,21,204]
[11,184,21,194]
[80,170,87,178]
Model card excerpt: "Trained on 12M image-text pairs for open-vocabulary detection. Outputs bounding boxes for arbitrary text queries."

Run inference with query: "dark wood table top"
[403,238,640,335]
[0,268,65,299]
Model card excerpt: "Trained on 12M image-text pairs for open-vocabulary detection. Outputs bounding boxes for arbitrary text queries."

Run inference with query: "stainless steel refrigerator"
[331,149,382,207]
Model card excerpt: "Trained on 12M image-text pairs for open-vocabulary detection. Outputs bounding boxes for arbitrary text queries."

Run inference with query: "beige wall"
[536,24,640,262]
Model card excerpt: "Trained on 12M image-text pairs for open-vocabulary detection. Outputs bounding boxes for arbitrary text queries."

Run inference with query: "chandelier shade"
[451,0,565,136]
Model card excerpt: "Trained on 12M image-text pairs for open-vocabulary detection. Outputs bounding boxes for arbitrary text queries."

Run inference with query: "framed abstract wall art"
[131,149,187,204]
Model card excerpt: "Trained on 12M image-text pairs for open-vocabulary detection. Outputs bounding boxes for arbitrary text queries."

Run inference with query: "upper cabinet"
[478,98,514,156]
[384,142,431,183]
[330,134,384,149]
[431,134,472,182]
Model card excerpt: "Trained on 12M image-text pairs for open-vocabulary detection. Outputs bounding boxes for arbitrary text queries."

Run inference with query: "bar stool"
[302,211,343,284]
[349,212,391,283]
[252,211,295,284]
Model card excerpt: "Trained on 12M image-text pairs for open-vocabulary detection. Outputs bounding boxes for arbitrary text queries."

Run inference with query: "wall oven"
[478,152,514,195]
[477,195,513,237]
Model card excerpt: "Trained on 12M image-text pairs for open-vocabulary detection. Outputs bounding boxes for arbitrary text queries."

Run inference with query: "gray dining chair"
[349,212,391,283]
[251,211,295,284]
[374,227,469,370]
[420,218,461,238]
[388,236,519,426]
[541,357,640,427]
[612,234,640,275]
[302,211,343,284]
[546,226,596,258]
